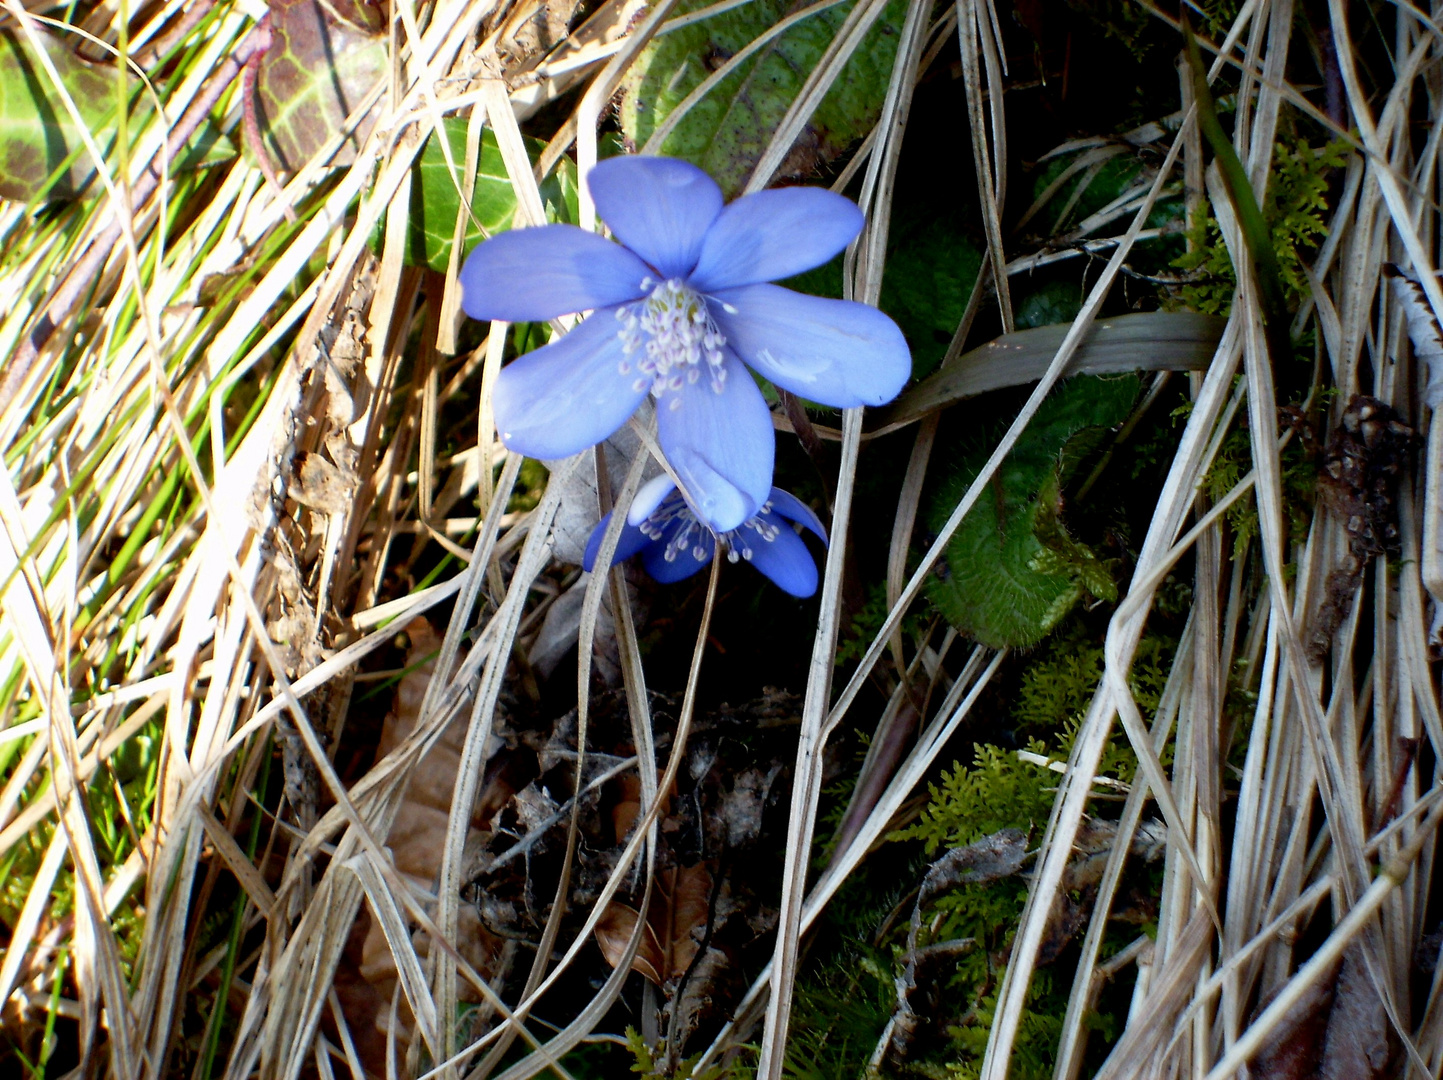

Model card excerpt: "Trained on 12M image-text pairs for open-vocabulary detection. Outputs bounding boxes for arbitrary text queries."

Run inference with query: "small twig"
[1375,737,1421,831]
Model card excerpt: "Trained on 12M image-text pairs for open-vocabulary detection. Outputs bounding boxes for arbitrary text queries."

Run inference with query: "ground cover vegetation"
[0,1,1441,1078]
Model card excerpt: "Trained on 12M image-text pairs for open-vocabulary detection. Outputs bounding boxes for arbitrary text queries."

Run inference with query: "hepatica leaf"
[418,120,576,270]
[783,197,983,382]
[926,374,1140,649]
[381,118,578,272]
[618,0,907,199]
[254,0,387,173]
[878,200,983,379]
[0,29,234,203]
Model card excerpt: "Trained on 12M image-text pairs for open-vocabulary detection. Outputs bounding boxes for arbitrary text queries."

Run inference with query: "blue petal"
[741,511,819,597]
[588,157,723,280]
[709,284,911,408]
[687,187,864,291]
[492,313,649,459]
[765,488,827,543]
[656,352,774,533]
[461,224,651,322]
[642,527,715,583]
[582,511,654,572]
[627,476,678,526]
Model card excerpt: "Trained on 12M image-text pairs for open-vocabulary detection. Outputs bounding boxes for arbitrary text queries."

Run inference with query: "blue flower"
[582,476,828,598]
[461,155,911,533]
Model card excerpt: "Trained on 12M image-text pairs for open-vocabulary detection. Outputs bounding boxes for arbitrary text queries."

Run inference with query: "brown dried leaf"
[356,621,505,1034]
[1319,946,1393,1080]
[290,450,356,514]
[1250,961,1338,1080]
[594,864,714,986]
[595,901,665,986]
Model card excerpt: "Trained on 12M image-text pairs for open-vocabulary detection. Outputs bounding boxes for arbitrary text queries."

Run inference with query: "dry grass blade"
[4,0,1442,1077]
[754,0,932,1070]
[956,0,1011,330]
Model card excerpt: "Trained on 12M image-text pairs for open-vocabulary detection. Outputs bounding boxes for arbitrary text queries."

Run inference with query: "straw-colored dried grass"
[1,0,1441,1078]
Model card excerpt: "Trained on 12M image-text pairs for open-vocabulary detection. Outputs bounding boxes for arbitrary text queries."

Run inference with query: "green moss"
[1173,138,1349,318]
[894,743,1055,855]
[624,1028,729,1079]
[883,623,1177,1076]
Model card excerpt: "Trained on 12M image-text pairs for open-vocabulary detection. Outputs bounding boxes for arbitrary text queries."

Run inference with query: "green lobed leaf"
[877,199,984,379]
[254,0,387,174]
[382,118,579,273]
[783,197,984,382]
[617,0,908,199]
[1027,153,1143,238]
[925,373,1140,649]
[1015,281,1082,330]
[0,29,235,204]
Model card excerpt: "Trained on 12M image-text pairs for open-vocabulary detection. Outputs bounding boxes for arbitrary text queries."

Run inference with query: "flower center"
[616,278,727,407]
[638,493,778,564]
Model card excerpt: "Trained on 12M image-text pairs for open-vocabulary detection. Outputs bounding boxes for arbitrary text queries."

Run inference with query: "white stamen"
[637,490,784,574]
[614,279,728,399]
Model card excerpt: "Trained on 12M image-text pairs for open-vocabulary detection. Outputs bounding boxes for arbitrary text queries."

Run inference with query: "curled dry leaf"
[290,450,356,514]
[594,862,715,986]
[1309,395,1417,660]
[1249,943,1393,1080]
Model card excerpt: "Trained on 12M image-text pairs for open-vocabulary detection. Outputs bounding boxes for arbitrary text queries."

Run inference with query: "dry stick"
[885,414,937,674]
[0,829,68,1006]
[834,0,954,825]
[472,564,719,1080]
[0,9,254,1071]
[463,446,651,1080]
[1168,789,1443,1052]
[147,6,502,1062]
[1053,616,1196,1080]
[1222,78,1429,1060]
[957,0,1012,330]
[0,475,140,1072]
[262,498,560,1080]
[751,422,852,1080]
[695,646,1007,1072]
[1026,6,1316,1068]
[156,217,505,1080]
[830,629,956,860]
[426,462,576,1076]
[975,161,1240,1080]
[1326,0,1443,328]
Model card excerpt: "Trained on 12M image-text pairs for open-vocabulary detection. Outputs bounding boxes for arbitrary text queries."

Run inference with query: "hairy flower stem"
[0,25,269,415]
